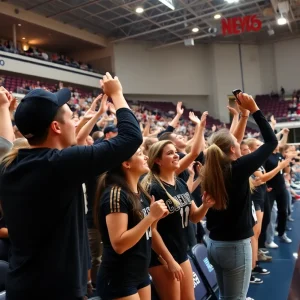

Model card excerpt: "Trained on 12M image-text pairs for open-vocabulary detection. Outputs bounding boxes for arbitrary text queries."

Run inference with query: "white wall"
[210,44,243,122]
[274,38,300,93]
[0,51,102,88]
[241,45,262,95]
[258,44,277,94]
[114,42,210,96]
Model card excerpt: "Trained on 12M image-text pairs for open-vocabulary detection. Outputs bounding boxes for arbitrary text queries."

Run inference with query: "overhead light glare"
[158,0,175,10]
[192,27,199,33]
[18,23,21,27]
[135,7,144,14]
[214,14,221,19]
[224,0,239,3]
[22,37,26,40]
[277,16,287,25]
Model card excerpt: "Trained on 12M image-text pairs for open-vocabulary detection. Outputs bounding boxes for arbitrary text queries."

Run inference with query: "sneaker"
[288,216,294,222]
[280,233,292,243]
[258,251,272,262]
[252,266,270,275]
[265,241,279,248]
[259,248,269,254]
[250,275,263,284]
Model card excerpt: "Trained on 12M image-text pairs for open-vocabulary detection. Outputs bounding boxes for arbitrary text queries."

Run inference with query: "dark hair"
[28,106,65,146]
[93,165,151,233]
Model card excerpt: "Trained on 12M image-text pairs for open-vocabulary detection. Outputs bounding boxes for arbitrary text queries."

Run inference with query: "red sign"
[221,15,262,36]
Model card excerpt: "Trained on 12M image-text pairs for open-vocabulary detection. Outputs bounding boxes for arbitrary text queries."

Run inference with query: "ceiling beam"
[112,0,264,43]
[26,0,57,11]
[47,0,100,18]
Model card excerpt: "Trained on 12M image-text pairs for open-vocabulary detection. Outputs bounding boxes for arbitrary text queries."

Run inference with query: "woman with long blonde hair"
[141,139,214,300]
[201,93,278,300]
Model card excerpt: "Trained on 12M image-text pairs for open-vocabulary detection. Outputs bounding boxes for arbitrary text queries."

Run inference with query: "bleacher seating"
[255,94,290,118]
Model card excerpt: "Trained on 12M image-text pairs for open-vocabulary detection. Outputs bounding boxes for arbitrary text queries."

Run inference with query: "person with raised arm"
[0,73,143,300]
[201,93,278,300]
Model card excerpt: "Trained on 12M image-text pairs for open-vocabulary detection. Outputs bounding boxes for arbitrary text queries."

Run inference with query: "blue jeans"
[207,237,252,300]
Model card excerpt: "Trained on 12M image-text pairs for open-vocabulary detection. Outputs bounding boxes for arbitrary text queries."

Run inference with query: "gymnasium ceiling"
[4,0,300,48]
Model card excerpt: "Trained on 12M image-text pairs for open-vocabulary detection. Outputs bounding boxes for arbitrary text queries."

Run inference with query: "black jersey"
[251,166,267,202]
[265,153,285,189]
[98,186,152,286]
[149,178,192,266]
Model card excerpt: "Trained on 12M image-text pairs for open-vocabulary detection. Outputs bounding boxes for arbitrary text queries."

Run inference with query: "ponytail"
[201,144,231,210]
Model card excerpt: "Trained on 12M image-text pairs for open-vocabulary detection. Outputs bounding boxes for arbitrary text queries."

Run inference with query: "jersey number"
[180,206,190,228]
[146,227,152,240]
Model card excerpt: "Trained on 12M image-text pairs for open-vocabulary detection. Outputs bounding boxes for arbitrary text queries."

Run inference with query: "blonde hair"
[244,138,258,151]
[1,138,30,169]
[141,140,179,207]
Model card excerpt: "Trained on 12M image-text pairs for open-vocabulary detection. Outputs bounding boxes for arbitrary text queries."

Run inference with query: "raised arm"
[233,105,250,144]
[0,87,14,144]
[233,93,278,180]
[175,112,207,175]
[52,73,143,182]
[228,105,239,134]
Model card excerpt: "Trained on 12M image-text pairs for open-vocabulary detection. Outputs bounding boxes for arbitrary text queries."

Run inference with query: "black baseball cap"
[15,88,71,139]
[104,125,118,135]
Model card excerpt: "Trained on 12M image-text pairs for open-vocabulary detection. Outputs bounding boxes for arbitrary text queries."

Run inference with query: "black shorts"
[149,251,188,268]
[253,198,264,212]
[96,274,150,300]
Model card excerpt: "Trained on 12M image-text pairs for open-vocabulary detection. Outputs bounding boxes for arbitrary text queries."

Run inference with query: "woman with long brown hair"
[201,93,278,300]
[94,147,168,300]
[141,133,215,300]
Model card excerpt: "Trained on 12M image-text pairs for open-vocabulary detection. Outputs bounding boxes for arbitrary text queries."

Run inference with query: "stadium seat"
[0,260,8,293]
[188,256,210,300]
[0,291,5,300]
[191,244,218,293]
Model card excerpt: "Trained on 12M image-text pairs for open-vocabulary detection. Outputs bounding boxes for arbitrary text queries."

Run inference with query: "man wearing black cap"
[0,73,143,300]
[103,125,118,140]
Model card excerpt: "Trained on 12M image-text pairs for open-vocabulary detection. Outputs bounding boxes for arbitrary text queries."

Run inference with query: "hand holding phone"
[232,89,242,105]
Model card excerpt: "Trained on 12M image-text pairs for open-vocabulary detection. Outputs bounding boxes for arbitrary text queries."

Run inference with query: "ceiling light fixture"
[277,16,287,25]
[214,14,221,19]
[22,37,26,40]
[224,0,239,3]
[18,23,21,27]
[135,7,144,14]
[192,27,199,33]
[158,0,175,10]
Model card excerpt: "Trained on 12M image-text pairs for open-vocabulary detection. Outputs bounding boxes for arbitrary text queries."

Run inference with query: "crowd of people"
[0,73,298,300]
[0,38,97,73]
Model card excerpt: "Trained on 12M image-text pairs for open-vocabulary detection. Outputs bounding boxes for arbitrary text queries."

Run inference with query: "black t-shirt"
[265,152,285,189]
[251,166,267,202]
[149,178,192,265]
[0,108,143,299]
[98,186,151,285]
[206,110,278,241]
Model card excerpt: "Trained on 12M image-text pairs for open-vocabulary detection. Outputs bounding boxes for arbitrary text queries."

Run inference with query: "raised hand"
[200,111,208,128]
[0,87,12,108]
[84,94,103,119]
[98,94,109,116]
[176,102,184,115]
[187,162,195,176]
[189,112,200,125]
[108,102,116,115]
[236,93,259,114]
[100,72,123,98]
[227,105,239,116]
[149,196,169,220]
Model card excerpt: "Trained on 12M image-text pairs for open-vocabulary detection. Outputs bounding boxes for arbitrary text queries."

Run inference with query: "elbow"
[112,243,126,255]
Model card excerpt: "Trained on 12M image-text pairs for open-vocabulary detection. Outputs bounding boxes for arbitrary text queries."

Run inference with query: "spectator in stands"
[103,125,118,140]
[201,93,278,300]
[0,73,143,299]
[94,147,168,300]
[141,122,214,300]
